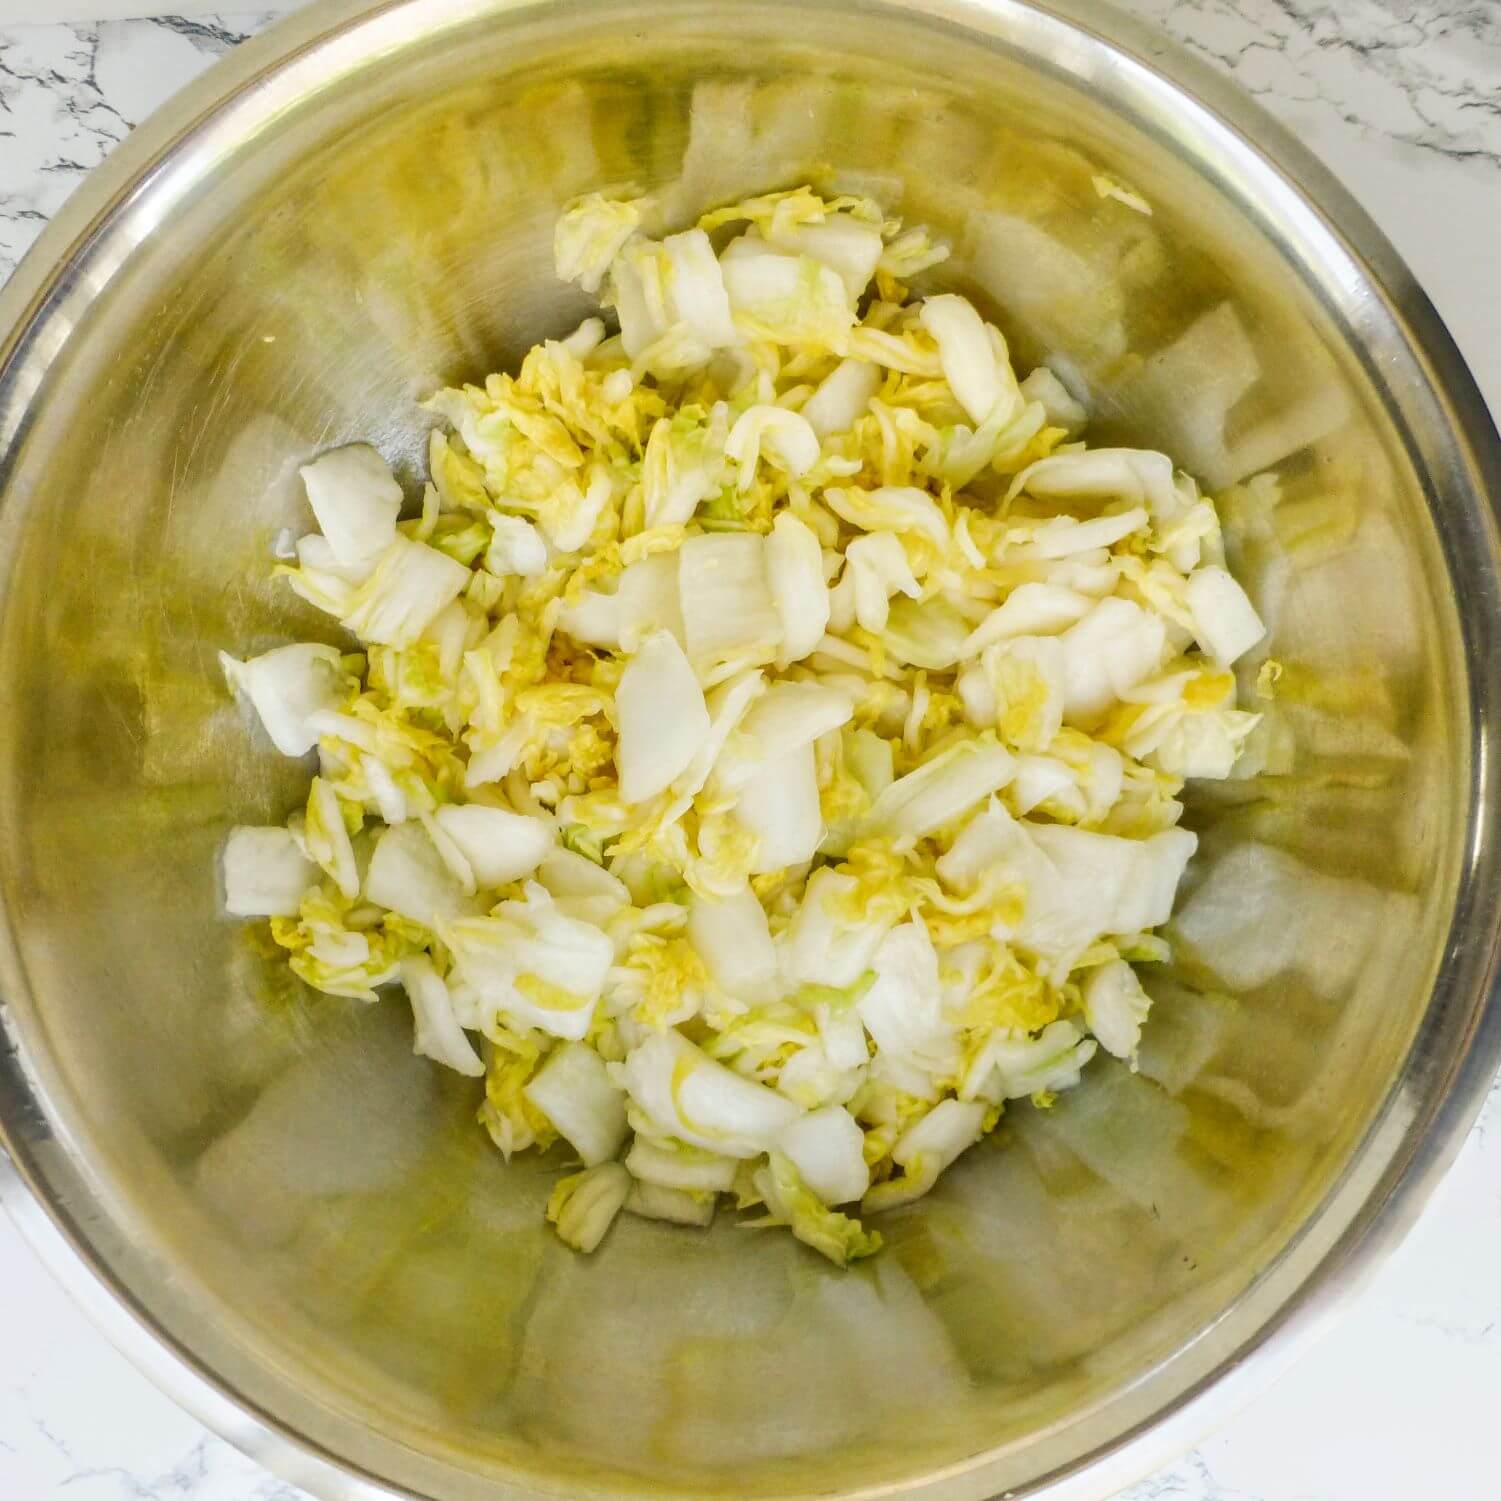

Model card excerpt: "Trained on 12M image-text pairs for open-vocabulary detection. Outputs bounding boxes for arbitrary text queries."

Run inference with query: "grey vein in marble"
[0,15,276,278]
[1138,0,1501,166]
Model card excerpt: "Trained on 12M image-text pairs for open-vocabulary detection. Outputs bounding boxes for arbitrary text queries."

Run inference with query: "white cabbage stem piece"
[615,628,711,803]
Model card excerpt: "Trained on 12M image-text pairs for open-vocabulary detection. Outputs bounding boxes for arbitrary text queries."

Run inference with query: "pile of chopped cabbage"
[220,185,1266,1266]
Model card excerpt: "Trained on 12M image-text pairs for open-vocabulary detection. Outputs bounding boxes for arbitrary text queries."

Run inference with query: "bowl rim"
[2,1,1500,1498]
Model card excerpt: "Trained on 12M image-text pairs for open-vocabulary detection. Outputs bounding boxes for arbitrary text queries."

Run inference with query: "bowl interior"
[0,1,1489,1498]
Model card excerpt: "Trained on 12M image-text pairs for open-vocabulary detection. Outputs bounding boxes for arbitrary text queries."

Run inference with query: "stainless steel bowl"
[2,1,1500,1497]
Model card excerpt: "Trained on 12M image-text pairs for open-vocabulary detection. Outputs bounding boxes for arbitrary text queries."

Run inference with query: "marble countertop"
[2,3,1499,1498]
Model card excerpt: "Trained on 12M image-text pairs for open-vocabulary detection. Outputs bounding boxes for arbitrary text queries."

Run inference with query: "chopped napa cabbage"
[1082,958,1152,1063]
[765,215,884,301]
[879,595,973,672]
[304,776,360,899]
[1020,507,1149,559]
[299,443,402,567]
[485,511,548,577]
[775,1105,870,1205]
[642,404,730,529]
[857,922,958,1075]
[734,740,822,873]
[962,1019,1097,1103]
[222,825,318,917]
[524,1040,629,1164]
[937,805,1195,976]
[342,536,471,648]
[443,882,613,1040]
[1123,691,1261,779]
[1009,447,1189,529]
[620,549,690,648]
[722,681,856,785]
[613,928,710,1029]
[538,847,631,927]
[401,954,485,1076]
[615,1028,802,1157]
[879,222,951,281]
[970,636,1067,751]
[225,183,1265,1266]
[962,584,1092,656]
[824,484,949,553]
[843,532,920,634]
[919,294,1018,426]
[546,1162,631,1252]
[1018,366,1087,434]
[478,1026,555,1159]
[660,228,739,349]
[1058,596,1168,727]
[669,668,766,807]
[611,229,739,363]
[554,587,624,651]
[560,316,606,357]
[615,628,711,803]
[755,1152,882,1267]
[820,1000,872,1070]
[724,405,820,487]
[220,643,348,758]
[291,534,372,603]
[1009,752,1082,817]
[678,532,781,668]
[272,887,410,1002]
[766,511,830,667]
[719,236,856,348]
[776,1038,866,1110]
[801,358,880,438]
[863,735,1014,842]
[781,866,898,990]
[847,724,896,785]
[431,803,555,887]
[626,1180,718,1226]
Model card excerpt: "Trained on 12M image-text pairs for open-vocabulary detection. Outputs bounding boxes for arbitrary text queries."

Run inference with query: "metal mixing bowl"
[2,1,1500,1497]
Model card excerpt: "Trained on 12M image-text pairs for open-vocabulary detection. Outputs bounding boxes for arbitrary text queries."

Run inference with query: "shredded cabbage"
[222,185,1267,1263]
[431,803,555,887]
[615,1028,801,1156]
[364,820,476,927]
[687,885,778,1000]
[443,883,613,1041]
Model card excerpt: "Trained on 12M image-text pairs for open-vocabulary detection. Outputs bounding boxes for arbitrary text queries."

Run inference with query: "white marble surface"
[2,4,1500,1499]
